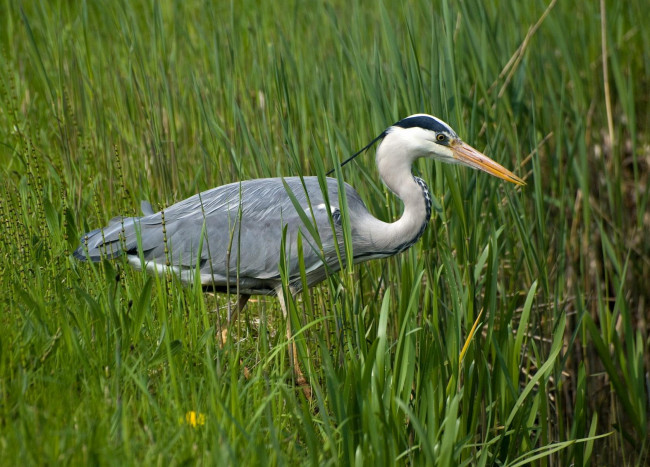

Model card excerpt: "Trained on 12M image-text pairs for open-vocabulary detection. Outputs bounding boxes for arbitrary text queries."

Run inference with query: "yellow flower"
[180,411,206,427]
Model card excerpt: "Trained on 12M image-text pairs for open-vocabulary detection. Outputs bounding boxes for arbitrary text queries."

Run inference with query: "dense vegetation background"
[1,0,648,464]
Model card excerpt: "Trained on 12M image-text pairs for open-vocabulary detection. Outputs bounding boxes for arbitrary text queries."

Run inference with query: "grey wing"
[76,176,364,293]
[163,176,356,291]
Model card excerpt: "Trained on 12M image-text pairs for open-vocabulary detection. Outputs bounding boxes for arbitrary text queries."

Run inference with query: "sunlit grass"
[1,0,648,464]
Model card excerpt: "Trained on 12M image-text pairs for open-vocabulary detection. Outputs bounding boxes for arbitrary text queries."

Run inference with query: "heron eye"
[436,134,446,142]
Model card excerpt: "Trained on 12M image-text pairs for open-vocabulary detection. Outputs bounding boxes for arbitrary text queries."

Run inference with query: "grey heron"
[74,113,524,392]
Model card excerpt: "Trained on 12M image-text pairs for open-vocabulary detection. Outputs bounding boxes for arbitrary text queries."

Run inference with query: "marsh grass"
[1,0,648,464]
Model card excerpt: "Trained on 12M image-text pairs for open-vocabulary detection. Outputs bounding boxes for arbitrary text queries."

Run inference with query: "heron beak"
[450,140,525,186]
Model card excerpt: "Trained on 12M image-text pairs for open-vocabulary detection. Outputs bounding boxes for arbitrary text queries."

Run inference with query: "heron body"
[76,176,405,293]
[75,114,523,294]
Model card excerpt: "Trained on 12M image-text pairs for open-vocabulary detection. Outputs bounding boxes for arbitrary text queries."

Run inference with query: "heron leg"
[229,294,251,323]
[277,287,311,399]
[219,294,250,346]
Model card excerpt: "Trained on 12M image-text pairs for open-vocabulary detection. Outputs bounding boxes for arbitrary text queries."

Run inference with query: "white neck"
[356,129,432,255]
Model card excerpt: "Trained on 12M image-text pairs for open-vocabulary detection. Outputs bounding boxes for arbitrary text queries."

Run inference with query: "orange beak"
[450,140,525,186]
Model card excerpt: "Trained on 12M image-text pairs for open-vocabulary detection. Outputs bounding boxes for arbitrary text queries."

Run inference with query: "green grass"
[1,0,648,464]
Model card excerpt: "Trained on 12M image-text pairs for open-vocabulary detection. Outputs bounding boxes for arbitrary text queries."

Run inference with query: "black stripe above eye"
[394,115,451,134]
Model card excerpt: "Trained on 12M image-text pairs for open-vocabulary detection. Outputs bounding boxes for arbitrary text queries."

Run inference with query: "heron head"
[389,114,525,186]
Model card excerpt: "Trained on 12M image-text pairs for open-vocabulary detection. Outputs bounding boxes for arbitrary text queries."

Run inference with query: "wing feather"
[75,176,371,293]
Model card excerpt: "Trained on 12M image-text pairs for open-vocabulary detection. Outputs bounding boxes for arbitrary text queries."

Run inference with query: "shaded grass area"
[1,0,648,464]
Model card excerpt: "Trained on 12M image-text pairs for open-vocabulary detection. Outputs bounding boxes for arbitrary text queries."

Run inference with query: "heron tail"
[74,200,158,262]
[73,216,142,262]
